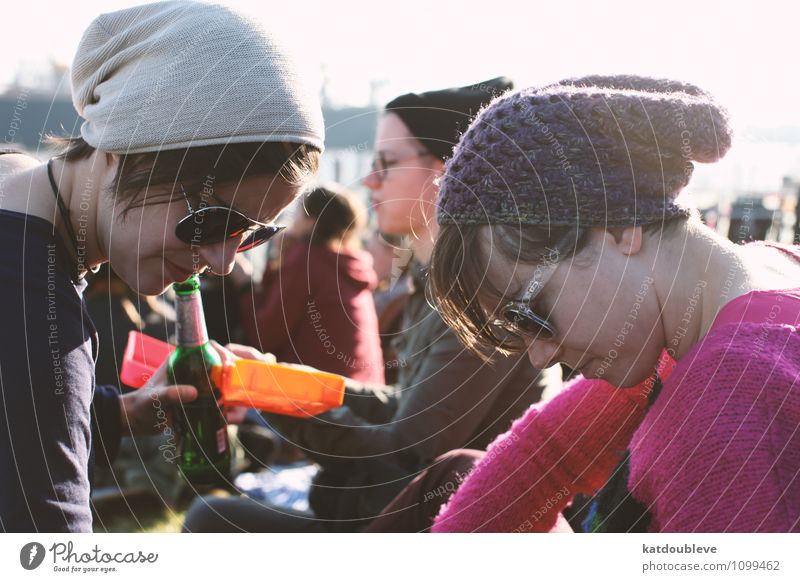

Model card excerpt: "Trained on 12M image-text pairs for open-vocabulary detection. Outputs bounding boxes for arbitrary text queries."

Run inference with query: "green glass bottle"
[168,275,230,487]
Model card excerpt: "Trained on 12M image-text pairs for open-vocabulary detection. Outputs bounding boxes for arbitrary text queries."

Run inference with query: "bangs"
[429,223,587,360]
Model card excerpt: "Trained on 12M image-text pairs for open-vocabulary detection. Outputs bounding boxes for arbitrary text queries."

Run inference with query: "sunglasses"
[498,255,560,341]
[175,186,285,252]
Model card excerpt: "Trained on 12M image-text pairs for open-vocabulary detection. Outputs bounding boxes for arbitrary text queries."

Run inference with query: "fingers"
[224,342,266,362]
[158,384,198,405]
[209,340,237,367]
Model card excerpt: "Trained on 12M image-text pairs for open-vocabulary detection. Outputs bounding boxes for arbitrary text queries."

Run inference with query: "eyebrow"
[206,191,265,223]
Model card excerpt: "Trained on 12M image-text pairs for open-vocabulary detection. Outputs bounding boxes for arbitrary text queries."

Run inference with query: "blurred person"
[0,1,323,532]
[423,75,800,532]
[237,184,385,383]
[183,78,561,532]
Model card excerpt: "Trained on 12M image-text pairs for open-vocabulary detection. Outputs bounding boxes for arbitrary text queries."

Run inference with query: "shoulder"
[635,320,800,456]
[0,154,56,221]
[654,321,800,424]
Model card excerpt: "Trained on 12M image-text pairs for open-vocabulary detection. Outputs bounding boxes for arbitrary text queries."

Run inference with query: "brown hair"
[301,184,366,246]
[429,216,690,359]
[46,136,321,215]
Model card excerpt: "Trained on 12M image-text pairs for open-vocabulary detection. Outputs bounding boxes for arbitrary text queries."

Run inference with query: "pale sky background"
[4,0,800,128]
[5,0,800,198]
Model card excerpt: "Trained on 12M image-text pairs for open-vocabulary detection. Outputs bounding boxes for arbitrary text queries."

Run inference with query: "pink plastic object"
[120,331,175,388]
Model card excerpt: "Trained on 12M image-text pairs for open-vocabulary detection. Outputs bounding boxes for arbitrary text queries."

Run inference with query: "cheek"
[107,205,183,273]
[596,278,664,386]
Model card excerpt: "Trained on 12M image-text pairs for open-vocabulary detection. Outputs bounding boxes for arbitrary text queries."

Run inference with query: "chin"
[374,214,405,237]
[120,273,171,297]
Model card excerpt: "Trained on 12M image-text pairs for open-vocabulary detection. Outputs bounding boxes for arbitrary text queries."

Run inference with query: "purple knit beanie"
[437,75,733,227]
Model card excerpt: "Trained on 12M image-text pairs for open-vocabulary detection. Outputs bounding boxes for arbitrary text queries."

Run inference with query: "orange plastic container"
[120,331,345,418]
[210,359,345,417]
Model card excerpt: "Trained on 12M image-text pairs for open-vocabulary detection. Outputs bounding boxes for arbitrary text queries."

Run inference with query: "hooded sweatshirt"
[241,240,385,383]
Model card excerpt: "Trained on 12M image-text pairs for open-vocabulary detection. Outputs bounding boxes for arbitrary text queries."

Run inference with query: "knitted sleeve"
[432,374,654,533]
[629,325,800,532]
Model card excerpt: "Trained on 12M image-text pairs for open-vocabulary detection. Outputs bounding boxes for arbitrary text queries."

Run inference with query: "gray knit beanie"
[437,75,732,227]
[71,1,324,154]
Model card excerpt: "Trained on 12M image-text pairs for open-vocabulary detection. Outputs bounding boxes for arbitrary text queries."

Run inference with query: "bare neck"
[39,156,108,275]
[654,224,800,360]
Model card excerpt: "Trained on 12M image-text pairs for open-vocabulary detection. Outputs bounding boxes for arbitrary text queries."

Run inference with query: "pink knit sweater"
[433,281,800,532]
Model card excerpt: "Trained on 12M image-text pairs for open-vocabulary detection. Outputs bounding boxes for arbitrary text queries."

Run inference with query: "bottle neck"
[174,291,209,347]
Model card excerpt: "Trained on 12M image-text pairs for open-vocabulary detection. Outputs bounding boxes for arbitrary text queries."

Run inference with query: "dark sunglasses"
[175,186,285,252]
[498,260,559,341]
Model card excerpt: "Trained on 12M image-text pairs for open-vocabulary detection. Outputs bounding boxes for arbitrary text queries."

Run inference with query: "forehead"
[375,112,424,151]
[214,175,302,223]
[473,227,532,309]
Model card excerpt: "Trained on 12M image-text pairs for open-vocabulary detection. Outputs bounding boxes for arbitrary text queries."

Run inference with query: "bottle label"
[217,427,227,454]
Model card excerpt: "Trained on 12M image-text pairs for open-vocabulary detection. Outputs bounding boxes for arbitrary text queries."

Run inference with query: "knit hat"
[71,1,324,154]
[437,75,733,227]
[385,77,513,161]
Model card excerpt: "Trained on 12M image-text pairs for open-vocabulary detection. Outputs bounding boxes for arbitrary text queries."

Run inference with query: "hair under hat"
[436,75,733,227]
[384,77,513,161]
[71,1,324,154]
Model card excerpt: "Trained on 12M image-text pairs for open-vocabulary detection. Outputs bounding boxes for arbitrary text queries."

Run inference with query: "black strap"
[45,158,88,282]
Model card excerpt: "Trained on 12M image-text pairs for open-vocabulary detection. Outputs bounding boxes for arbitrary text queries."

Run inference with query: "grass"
[91,492,189,533]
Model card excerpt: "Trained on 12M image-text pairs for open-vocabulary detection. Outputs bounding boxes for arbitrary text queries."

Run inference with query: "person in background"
[366,231,414,384]
[0,1,323,532]
[238,184,385,383]
[425,75,800,532]
[183,77,561,532]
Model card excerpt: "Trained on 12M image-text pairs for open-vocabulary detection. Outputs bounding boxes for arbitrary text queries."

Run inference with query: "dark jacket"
[266,262,559,529]
[0,210,120,532]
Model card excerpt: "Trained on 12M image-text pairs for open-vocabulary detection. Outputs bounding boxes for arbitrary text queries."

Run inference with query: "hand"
[224,342,276,363]
[119,341,250,435]
[224,342,318,373]
[208,340,260,424]
[119,358,197,436]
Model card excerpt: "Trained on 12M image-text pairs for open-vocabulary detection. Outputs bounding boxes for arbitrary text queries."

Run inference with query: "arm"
[432,375,653,532]
[91,385,122,470]
[266,326,550,470]
[0,252,96,532]
[631,328,800,532]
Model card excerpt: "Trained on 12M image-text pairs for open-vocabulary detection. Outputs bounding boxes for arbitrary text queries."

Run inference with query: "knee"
[433,449,484,473]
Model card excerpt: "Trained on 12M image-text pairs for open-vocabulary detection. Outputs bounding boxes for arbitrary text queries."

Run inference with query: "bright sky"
[4,0,800,131]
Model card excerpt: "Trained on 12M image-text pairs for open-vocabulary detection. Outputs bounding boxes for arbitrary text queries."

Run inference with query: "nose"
[526,337,563,370]
[362,169,381,192]
[198,240,239,276]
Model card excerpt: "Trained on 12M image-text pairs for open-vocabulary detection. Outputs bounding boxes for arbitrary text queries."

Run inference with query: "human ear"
[600,226,643,256]
[618,226,643,256]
